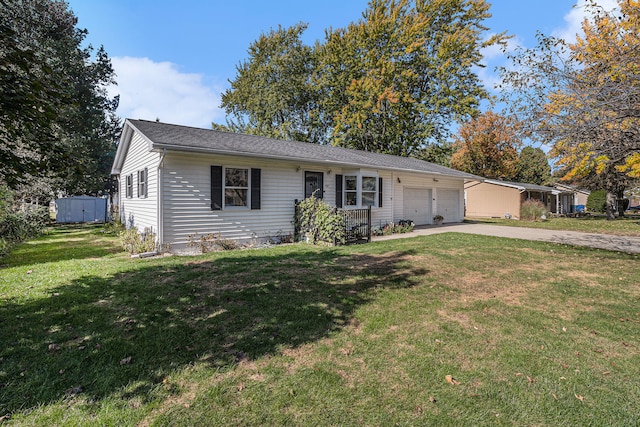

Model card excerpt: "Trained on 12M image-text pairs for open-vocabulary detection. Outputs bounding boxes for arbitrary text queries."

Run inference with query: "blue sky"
[67,0,618,129]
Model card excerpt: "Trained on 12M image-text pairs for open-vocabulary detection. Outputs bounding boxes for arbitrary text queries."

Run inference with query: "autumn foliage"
[450,112,521,179]
[501,0,640,218]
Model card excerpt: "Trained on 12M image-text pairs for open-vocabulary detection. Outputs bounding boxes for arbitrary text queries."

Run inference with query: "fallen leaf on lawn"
[575,394,584,402]
[65,385,83,396]
[527,376,536,383]
[552,393,558,400]
[603,371,611,375]
[515,372,523,377]
[429,396,436,403]
[415,405,423,414]
[445,375,460,385]
[120,356,132,365]
[48,343,60,351]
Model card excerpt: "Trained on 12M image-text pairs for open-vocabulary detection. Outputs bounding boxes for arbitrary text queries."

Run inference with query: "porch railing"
[337,206,371,245]
[294,201,371,245]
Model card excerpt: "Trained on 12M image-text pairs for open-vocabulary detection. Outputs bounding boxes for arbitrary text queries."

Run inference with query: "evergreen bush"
[586,189,607,213]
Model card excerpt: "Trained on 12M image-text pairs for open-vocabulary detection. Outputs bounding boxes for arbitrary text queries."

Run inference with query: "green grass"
[1,225,640,426]
[468,214,640,236]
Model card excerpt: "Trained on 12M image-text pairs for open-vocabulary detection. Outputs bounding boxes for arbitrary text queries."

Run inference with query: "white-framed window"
[211,166,261,211]
[137,168,148,198]
[345,175,358,206]
[362,176,377,207]
[126,174,133,198]
[342,172,378,208]
[224,167,249,207]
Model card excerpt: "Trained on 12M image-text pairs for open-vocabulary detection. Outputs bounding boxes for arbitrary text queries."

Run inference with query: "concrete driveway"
[373,222,640,254]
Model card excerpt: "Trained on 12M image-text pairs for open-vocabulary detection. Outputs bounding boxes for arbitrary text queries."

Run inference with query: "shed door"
[438,189,460,223]
[403,188,432,225]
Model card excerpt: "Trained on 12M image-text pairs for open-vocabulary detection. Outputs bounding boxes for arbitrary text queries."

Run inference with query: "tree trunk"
[605,191,616,220]
[616,187,626,218]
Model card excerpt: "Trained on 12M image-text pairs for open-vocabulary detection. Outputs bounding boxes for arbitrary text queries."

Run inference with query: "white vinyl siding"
[163,153,318,248]
[118,132,160,233]
[161,153,402,249]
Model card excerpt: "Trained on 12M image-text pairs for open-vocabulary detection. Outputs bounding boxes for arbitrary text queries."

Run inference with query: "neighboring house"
[552,183,590,213]
[464,179,584,219]
[111,119,481,251]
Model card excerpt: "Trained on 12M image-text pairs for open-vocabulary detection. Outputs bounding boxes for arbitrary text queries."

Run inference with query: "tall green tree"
[220,23,322,143]
[220,0,506,156]
[515,146,551,185]
[318,0,505,155]
[450,111,521,179]
[500,0,640,218]
[0,0,119,195]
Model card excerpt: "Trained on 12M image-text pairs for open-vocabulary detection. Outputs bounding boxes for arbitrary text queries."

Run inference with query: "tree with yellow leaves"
[501,0,640,219]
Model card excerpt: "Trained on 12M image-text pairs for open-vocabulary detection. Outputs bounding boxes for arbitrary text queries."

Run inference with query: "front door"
[305,171,324,199]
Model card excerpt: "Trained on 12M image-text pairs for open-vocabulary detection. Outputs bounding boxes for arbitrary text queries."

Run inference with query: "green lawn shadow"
[0,246,425,418]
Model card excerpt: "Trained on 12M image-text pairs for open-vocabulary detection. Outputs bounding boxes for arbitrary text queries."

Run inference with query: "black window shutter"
[211,165,223,210]
[251,168,261,210]
[335,174,343,208]
[378,177,383,207]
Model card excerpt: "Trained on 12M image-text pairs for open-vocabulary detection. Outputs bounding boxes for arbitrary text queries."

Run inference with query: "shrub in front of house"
[372,220,415,236]
[587,189,607,213]
[520,200,547,221]
[295,195,346,245]
[119,227,157,255]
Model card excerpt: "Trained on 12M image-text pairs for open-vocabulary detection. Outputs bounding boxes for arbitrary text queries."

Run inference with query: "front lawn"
[1,225,639,426]
[468,214,640,237]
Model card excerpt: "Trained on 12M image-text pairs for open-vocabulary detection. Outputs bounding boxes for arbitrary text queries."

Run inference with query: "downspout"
[157,149,166,248]
[391,172,395,224]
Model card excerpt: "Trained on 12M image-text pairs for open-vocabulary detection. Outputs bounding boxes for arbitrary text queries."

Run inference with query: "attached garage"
[437,189,460,223]
[403,188,433,225]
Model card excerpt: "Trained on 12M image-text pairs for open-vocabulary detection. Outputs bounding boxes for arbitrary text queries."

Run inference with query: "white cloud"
[553,0,620,43]
[108,57,225,128]
[481,34,523,62]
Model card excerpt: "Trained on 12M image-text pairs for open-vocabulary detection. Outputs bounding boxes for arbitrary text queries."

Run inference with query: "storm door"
[305,171,324,199]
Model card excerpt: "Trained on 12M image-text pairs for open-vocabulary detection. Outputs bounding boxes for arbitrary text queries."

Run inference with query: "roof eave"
[152,142,481,179]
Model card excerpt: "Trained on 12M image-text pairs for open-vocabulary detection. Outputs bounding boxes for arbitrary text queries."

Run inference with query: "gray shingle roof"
[126,119,481,180]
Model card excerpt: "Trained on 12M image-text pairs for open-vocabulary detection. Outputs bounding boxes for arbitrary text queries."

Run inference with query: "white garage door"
[403,188,432,225]
[438,189,460,223]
